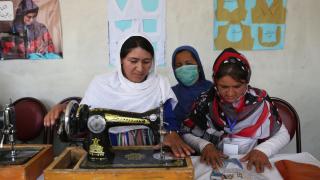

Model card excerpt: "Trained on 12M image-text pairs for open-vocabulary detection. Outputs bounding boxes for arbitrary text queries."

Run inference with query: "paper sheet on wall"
[0,1,14,21]
[108,0,166,66]
[213,0,287,50]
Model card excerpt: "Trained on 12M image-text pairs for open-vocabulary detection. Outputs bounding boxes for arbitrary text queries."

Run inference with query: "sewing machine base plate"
[80,147,187,169]
[0,147,41,165]
[0,144,53,180]
[45,146,194,180]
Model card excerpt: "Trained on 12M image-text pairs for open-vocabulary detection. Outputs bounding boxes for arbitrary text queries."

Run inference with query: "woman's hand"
[44,103,67,127]
[201,144,228,169]
[240,149,272,173]
[162,132,195,158]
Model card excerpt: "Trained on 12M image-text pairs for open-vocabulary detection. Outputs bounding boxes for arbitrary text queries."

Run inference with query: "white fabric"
[81,33,177,133]
[255,124,290,157]
[222,137,256,155]
[182,133,211,153]
[191,152,320,180]
[81,73,176,112]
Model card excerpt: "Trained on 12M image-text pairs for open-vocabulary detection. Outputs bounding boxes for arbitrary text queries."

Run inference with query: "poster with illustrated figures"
[108,0,165,65]
[213,0,287,50]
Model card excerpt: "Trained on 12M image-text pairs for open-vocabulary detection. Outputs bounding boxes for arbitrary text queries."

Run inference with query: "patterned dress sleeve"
[182,87,224,146]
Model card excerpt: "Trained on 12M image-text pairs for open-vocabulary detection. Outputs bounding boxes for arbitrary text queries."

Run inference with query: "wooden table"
[0,144,53,180]
[44,146,194,180]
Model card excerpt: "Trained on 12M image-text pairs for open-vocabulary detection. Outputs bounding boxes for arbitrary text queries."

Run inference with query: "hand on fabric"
[162,132,195,158]
[240,149,272,173]
[44,103,67,127]
[201,143,228,169]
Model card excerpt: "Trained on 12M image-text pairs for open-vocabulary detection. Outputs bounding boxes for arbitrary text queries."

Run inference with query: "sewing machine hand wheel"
[57,100,89,142]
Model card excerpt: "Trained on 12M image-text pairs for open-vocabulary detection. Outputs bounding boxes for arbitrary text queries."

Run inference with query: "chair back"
[270,97,301,153]
[13,97,48,143]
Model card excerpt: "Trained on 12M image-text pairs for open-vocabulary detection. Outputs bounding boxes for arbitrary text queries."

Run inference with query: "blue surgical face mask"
[175,65,199,86]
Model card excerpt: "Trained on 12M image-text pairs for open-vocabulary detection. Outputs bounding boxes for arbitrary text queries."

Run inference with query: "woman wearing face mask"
[182,47,290,173]
[171,46,212,124]
[44,34,194,157]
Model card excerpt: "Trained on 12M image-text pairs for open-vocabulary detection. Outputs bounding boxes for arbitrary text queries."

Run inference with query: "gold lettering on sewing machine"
[104,114,150,124]
[124,153,145,161]
[89,138,104,157]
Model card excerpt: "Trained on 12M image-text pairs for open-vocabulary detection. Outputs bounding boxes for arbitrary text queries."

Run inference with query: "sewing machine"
[56,100,185,167]
[0,102,18,163]
[0,101,53,180]
[44,100,193,179]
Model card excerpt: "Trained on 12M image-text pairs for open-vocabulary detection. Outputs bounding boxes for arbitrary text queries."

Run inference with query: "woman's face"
[174,51,197,68]
[121,47,153,83]
[216,75,247,103]
[24,12,37,25]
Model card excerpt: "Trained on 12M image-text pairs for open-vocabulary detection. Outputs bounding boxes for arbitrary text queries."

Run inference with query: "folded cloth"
[275,159,320,180]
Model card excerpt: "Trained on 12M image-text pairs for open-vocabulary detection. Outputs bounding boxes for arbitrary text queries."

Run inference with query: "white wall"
[1,0,319,159]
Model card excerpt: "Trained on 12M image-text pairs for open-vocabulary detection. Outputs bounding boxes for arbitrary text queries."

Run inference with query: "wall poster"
[108,0,165,66]
[0,0,62,60]
[214,0,287,50]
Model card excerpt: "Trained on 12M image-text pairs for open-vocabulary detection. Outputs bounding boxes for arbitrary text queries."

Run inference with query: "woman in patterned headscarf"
[182,47,290,173]
[12,0,59,59]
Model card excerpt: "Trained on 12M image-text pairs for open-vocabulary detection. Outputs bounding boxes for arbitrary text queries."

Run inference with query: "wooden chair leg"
[43,126,54,144]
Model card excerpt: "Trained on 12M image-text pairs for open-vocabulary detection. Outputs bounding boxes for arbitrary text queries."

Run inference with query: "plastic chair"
[270,97,302,153]
[46,96,82,144]
[13,97,49,144]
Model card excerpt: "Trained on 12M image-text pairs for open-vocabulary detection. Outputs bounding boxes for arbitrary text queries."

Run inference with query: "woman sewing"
[44,33,194,157]
[182,47,290,173]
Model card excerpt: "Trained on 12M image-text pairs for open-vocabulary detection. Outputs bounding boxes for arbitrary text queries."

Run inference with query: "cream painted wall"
[1,0,319,159]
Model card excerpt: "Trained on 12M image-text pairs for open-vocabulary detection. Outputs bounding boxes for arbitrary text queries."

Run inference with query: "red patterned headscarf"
[184,48,281,140]
[213,47,251,83]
